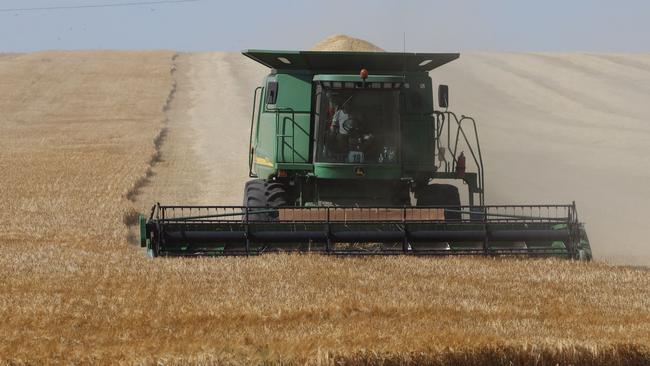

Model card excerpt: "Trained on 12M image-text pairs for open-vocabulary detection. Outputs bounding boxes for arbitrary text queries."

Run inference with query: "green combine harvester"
[140,50,592,259]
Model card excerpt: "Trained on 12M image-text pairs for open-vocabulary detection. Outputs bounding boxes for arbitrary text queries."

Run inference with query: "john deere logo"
[354,167,365,177]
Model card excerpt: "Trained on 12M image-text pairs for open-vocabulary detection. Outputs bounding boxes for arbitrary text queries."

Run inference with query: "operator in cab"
[325,98,376,163]
[330,103,355,144]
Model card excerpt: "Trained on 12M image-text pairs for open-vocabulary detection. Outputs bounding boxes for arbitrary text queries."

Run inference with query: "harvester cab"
[140,50,592,260]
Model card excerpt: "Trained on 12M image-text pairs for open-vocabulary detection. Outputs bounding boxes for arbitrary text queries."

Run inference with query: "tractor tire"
[243,179,289,221]
[415,184,461,221]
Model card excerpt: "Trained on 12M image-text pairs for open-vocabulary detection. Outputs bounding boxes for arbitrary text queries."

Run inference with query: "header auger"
[140,50,592,260]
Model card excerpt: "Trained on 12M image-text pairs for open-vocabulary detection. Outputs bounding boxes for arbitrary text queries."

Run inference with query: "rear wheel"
[243,179,289,221]
[415,184,461,220]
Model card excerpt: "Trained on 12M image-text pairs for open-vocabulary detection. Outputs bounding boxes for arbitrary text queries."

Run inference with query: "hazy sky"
[1,0,649,52]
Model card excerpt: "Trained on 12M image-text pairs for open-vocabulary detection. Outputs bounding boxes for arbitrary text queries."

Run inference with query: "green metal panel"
[276,163,313,171]
[139,214,147,247]
[254,163,276,179]
[402,115,435,169]
[272,74,312,112]
[272,73,311,165]
[399,74,436,177]
[253,72,312,178]
[253,79,276,178]
[403,74,434,114]
[275,112,311,164]
[314,163,402,180]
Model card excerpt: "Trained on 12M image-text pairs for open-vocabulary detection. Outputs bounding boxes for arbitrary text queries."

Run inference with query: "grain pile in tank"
[311,34,385,52]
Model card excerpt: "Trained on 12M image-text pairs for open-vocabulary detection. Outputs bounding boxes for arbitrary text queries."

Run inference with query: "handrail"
[451,114,485,194]
[277,108,296,163]
[248,87,262,177]
[266,106,309,164]
[263,105,295,164]
[434,111,485,205]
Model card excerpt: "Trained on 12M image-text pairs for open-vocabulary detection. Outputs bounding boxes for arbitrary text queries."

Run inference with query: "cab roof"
[242,50,459,73]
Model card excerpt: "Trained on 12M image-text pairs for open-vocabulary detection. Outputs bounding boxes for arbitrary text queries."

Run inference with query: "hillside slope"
[436,52,650,264]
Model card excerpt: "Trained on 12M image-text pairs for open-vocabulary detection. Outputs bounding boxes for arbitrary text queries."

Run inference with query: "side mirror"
[438,84,449,109]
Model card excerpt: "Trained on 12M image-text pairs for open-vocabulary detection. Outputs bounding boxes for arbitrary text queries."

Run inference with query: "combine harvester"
[140,50,592,259]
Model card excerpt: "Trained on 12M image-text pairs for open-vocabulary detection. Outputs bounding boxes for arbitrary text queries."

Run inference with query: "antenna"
[402,32,407,79]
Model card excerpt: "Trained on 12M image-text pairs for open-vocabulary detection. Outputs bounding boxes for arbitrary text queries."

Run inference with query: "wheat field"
[0,51,174,244]
[0,51,649,365]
